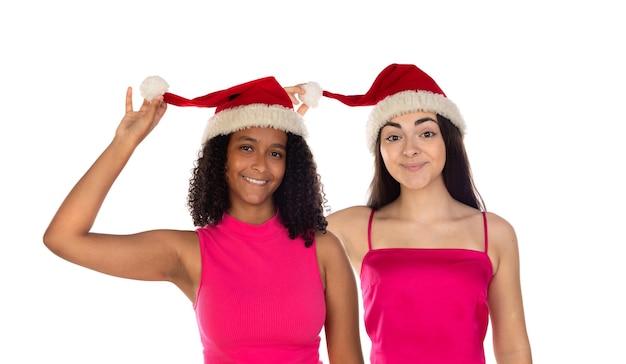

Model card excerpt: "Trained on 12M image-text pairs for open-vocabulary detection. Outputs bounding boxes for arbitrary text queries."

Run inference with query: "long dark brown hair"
[188,132,328,247]
[367,115,485,211]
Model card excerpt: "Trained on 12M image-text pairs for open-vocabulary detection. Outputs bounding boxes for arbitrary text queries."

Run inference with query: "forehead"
[230,127,288,142]
[389,110,438,123]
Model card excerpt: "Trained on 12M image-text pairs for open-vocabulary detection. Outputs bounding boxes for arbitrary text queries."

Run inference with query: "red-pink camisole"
[361,210,493,364]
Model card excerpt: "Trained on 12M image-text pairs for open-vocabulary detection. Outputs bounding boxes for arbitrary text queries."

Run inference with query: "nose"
[251,154,268,172]
[403,140,420,157]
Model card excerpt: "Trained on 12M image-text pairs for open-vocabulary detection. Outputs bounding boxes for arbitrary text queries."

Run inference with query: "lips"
[402,162,427,171]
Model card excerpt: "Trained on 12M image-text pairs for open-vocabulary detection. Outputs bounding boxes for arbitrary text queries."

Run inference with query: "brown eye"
[269,151,283,159]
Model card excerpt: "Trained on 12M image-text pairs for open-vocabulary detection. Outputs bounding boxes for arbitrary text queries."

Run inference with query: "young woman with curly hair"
[43,75,363,364]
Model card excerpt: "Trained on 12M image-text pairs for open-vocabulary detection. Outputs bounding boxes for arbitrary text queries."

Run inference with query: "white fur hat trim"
[201,104,308,144]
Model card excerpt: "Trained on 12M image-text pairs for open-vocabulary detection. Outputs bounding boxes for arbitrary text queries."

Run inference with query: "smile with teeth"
[244,176,268,185]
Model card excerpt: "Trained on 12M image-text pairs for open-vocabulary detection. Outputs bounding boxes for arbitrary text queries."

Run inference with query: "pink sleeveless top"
[361,210,493,364]
[194,213,325,363]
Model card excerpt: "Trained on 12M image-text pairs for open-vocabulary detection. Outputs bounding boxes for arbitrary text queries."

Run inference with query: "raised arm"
[43,88,199,300]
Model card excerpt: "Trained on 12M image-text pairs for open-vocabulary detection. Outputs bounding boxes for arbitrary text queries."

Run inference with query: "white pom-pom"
[300,82,322,108]
[140,76,169,101]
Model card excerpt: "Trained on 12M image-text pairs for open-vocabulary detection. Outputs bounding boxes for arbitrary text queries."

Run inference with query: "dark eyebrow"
[383,116,437,129]
[415,117,437,125]
[383,121,401,129]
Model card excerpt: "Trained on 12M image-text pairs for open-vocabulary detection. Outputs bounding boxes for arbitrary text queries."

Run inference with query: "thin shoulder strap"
[368,209,375,251]
[482,211,489,254]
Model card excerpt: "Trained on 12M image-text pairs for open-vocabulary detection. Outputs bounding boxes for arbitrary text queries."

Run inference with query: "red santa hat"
[322,63,466,153]
[140,75,322,144]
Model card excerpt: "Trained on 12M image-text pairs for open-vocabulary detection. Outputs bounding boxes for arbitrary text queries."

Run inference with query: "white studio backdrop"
[1,1,625,363]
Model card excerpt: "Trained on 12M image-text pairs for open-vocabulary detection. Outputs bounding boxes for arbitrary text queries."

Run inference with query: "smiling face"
[225,127,287,214]
[379,111,446,190]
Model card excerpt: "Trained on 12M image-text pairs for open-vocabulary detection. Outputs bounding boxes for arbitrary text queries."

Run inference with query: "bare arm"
[316,231,364,364]
[326,206,372,274]
[43,88,199,300]
[487,213,533,363]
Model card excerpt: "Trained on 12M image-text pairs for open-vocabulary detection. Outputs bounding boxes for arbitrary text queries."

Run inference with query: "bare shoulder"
[484,212,520,273]
[484,211,517,245]
[172,229,202,256]
[326,205,372,240]
[325,206,372,271]
[314,229,348,261]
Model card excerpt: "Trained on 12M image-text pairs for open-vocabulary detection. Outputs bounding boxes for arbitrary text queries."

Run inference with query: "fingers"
[154,100,168,121]
[144,95,167,130]
[296,103,309,116]
[153,95,167,118]
[117,88,166,141]
[144,95,163,121]
[138,92,162,114]
[125,87,133,114]
[284,85,306,105]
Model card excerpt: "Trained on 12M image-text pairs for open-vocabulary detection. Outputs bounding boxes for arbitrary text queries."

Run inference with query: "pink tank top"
[361,210,493,364]
[194,213,326,363]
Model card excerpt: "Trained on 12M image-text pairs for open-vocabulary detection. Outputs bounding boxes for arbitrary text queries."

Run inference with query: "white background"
[2,1,625,363]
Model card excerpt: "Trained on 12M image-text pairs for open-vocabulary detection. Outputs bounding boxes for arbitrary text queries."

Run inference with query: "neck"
[390,181,458,220]
[227,202,277,225]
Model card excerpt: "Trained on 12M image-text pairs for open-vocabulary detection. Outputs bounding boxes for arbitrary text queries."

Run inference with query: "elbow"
[43,220,91,260]
[42,226,64,256]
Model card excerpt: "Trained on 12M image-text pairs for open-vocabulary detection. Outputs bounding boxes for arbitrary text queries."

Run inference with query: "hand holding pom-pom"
[283,81,322,116]
[140,76,169,102]
[299,82,322,108]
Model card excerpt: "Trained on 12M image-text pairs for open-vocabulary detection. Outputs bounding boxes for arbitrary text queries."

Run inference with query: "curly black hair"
[188,132,328,247]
